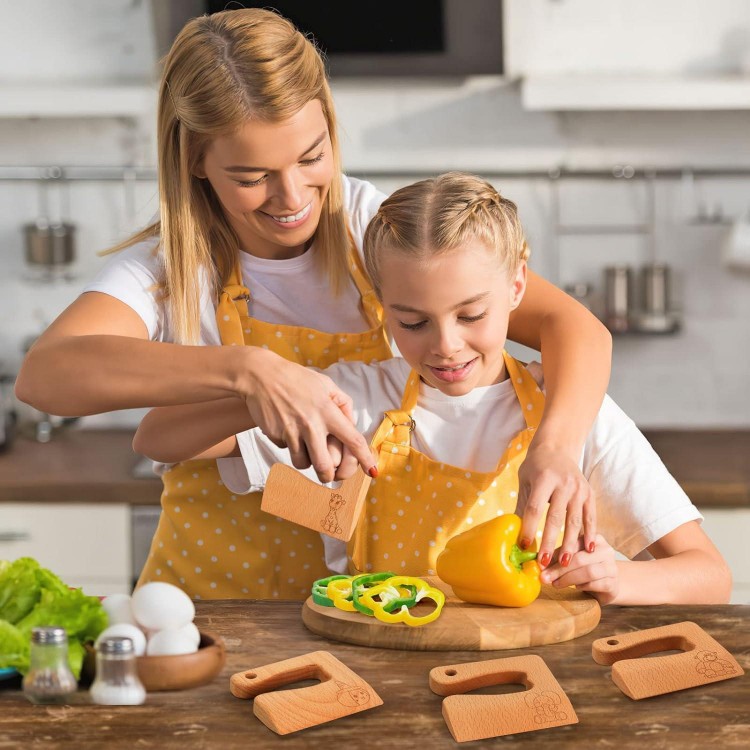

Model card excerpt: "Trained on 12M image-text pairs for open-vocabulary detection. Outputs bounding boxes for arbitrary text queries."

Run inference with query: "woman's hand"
[540,534,619,605]
[515,440,597,569]
[241,348,376,483]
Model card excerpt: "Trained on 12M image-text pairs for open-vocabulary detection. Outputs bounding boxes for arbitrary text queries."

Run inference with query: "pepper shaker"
[22,627,78,704]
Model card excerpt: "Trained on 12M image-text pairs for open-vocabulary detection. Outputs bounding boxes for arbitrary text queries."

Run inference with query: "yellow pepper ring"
[327,578,356,612]
[360,576,445,627]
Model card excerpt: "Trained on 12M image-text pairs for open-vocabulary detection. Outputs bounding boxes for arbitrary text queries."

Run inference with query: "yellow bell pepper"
[436,513,541,607]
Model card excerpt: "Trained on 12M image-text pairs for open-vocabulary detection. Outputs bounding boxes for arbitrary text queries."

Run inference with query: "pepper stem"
[509,544,538,571]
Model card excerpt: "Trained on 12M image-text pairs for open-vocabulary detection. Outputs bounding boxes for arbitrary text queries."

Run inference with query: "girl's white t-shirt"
[83,176,386,340]
[218,358,702,571]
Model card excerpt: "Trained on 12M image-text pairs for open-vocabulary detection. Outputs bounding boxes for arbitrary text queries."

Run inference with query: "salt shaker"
[22,626,78,704]
[90,636,146,705]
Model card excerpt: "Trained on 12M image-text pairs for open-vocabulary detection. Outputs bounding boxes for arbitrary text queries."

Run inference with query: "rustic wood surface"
[0,600,747,748]
[302,579,601,650]
[3,429,748,508]
[0,429,162,504]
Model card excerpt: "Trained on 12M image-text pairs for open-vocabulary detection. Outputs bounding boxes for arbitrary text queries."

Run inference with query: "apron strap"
[216,261,251,347]
[503,351,545,430]
[370,409,415,453]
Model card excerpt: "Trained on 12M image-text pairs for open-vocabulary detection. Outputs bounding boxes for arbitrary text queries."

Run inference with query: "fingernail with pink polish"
[587,541,595,553]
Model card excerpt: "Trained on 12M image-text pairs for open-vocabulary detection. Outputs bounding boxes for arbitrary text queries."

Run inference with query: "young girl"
[16,9,611,600]
[135,172,731,605]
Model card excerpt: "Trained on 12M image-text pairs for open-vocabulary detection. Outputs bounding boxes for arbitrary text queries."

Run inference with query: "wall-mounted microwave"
[155,1,503,77]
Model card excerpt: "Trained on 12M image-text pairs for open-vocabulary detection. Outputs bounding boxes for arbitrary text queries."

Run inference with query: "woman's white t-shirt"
[83,176,386,340]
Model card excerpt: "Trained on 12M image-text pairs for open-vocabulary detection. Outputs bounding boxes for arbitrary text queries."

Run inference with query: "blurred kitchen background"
[1,1,749,600]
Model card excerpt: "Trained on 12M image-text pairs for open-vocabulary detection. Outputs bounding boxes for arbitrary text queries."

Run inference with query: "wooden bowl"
[84,631,226,692]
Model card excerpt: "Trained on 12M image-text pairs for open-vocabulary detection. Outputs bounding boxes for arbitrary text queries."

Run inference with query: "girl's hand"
[515,440,597,569]
[540,534,619,605]
[242,348,376,483]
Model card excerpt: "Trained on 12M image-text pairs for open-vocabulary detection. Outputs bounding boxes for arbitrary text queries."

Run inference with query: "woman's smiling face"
[380,241,527,396]
[196,99,335,259]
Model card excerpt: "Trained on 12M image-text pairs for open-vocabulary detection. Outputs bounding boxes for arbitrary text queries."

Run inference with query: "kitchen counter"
[0,600,747,748]
[1,428,748,508]
[0,429,162,505]
[642,430,750,509]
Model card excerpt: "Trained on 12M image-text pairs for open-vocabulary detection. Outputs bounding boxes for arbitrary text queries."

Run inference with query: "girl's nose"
[431,325,463,358]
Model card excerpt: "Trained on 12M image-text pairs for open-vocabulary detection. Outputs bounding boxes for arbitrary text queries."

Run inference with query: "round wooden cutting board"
[302,579,601,651]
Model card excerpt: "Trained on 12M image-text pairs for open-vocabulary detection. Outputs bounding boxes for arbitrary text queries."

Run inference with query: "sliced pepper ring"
[351,571,396,616]
[311,574,351,607]
[358,576,445,627]
[327,577,357,612]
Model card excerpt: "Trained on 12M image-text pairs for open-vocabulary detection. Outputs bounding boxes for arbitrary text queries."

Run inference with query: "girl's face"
[196,99,335,259]
[379,241,526,396]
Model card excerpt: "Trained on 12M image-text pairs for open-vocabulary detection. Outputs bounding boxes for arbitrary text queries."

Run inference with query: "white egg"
[131,582,195,631]
[95,623,147,656]
[146,629,198,656]
[102,593,137,627]
[171,622,201,648]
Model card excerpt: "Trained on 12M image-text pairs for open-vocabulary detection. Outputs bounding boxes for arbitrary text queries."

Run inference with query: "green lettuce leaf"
[0,620,28,671]
[0,558,108,678]
[0,557,43,624]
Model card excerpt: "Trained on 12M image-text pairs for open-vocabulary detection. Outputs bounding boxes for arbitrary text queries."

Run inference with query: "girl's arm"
[541,522,732,605]
[16,292,374,481]
[133,397,252,464]
[507,269,612,565]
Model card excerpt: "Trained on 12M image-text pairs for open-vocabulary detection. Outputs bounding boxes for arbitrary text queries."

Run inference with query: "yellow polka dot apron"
[139,246,392,599]
[347,351,546,576]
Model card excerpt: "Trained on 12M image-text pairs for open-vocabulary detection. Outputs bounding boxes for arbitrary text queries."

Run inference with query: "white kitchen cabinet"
[504,0,750,111]
[700,509,750,604]
[0,84,155,119]
[0,503,131,596]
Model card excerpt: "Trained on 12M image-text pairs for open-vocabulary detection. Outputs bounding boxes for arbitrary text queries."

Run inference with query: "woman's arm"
[507,269,612,564]
[16,292,375,481]
[16,293,251,414]
[540,522,732,605]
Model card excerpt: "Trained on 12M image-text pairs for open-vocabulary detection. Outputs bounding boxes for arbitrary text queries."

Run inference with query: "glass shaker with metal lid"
[22,626,77,704]
[89,636,146,705]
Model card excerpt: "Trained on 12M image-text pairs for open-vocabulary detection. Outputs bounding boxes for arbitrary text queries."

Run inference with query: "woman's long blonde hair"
[363,172,530,297]
[110,9,348,344]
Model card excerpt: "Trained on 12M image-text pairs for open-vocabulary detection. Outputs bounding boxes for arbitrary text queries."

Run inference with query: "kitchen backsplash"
[1,4,749,430]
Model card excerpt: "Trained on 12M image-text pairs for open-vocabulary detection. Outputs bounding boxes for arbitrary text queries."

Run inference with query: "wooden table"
[1,601,747,748]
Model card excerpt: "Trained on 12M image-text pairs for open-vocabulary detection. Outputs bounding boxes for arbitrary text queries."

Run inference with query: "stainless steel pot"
[24,221,76,267]
[0,374,18,452]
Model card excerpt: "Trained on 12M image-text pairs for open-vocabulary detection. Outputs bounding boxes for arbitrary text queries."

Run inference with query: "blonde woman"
[17,10,611,599]
[135,172,730,605]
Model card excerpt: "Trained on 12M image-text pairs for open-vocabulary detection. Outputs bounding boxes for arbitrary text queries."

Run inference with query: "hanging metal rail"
[1,165,750,182]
